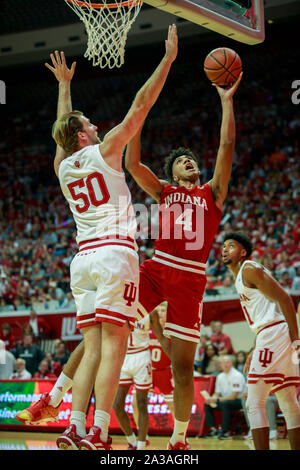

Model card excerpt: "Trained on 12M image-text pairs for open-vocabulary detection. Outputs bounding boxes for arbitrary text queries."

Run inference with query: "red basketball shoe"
[167,440,189,450]
[56,424,83,450]
[127,443,137,450]
[79,426,113,450]
[15,393,60,425]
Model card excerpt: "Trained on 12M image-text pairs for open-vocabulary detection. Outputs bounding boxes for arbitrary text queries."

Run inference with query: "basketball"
[204,47,242,87]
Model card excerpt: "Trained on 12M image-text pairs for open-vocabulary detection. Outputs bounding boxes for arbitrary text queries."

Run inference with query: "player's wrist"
[163,54,174,65]
[220,95,233,105]
[59,80,72,88]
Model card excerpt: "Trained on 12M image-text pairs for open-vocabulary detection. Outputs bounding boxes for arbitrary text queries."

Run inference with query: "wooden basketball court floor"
[0,431,291,450]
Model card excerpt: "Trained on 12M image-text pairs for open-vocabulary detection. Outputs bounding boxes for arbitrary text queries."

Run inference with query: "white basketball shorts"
[248,321,300,393]
[70,242,139,331]
[119,348,153,391]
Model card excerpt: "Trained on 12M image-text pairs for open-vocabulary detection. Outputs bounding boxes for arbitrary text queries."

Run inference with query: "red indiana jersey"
[154,183,222,267]
[149,327,171,371]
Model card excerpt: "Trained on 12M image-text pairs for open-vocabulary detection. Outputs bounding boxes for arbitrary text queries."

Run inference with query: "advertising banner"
[0,377,215,436]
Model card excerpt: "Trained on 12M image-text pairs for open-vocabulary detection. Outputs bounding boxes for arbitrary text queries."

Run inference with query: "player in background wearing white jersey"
[114,305,175,450]
[222,231,300,450]
[15,28,178,450]
[113,315,152,451]
[130,303,176,447]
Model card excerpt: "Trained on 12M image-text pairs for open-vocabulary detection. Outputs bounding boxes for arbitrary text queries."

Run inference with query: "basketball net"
[64,0,143,69]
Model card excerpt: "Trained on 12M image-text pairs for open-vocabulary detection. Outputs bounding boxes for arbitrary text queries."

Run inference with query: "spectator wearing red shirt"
[33,359,57,380]
[210,321,235,356]
[0,323,16,351]
[28,309,53,341]
[44,352,63,377]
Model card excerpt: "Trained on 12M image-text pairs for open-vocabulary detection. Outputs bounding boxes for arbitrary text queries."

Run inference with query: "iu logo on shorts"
[123,281,137,306]
[258,348,274,368]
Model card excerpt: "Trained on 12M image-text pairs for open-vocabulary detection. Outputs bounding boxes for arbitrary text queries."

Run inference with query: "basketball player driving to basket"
[20,25,178,450]
[124,71,242,449]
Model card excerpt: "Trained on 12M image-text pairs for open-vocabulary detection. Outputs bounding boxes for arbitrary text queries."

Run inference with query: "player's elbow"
[133,88,154,117]
[219,139,235,151]
[278,289,292,306]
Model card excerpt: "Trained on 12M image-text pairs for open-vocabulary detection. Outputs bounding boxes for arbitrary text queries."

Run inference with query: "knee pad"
[246,396,269,429]
[276,387,300,430]
[246,382,272,430]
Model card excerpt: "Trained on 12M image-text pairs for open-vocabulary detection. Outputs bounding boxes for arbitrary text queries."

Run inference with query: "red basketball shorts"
[138,258,206,343]
[152,367,174,400]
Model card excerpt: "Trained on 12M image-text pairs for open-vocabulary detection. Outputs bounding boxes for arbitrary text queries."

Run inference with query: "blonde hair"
[52,110,84,155]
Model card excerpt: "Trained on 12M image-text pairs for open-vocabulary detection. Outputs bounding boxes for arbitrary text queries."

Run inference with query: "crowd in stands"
[0,41,299,315]
[0,33,299,396]
[0,317,71,379]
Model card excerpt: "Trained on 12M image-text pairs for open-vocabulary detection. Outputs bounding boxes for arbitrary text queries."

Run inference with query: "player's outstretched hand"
[45,51,76,83]
[213,71,243,101]
[165,24,178,63]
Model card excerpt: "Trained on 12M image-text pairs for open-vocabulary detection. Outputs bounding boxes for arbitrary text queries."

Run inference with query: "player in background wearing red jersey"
[113,315,152,451]
[125,73,242,449]
[131,303,174,439]
[222,231,300,450]
[148,303,175,417]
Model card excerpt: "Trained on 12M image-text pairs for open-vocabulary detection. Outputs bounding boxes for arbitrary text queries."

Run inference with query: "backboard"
[144,0,265,44]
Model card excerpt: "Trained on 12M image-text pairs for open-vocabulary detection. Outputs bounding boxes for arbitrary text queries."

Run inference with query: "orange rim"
[66,0,141,8]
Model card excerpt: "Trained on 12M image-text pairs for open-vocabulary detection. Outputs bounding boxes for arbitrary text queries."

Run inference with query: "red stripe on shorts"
[78,235,135,247]
[79,242,135,252]
[76,313,96,329]
[95,308,135,331]
[164,326,200,341]
[248,373,285,378]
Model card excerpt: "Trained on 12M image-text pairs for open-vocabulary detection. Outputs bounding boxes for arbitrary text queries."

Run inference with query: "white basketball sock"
[70,411,86,438]
[137,440,146,450]
[126,433,137,447]
[94,410,110,442]
[170,419,189,445]
[49,372,73,407]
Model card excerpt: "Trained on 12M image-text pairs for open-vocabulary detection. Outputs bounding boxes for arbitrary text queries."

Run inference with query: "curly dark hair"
[223,231,253,258]
[163,147,199,183]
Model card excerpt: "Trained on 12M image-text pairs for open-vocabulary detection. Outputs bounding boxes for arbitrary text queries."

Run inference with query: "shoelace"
[66,425,82,442]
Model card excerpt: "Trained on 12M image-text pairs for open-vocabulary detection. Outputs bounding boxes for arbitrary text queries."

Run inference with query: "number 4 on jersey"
[175,208,193,231]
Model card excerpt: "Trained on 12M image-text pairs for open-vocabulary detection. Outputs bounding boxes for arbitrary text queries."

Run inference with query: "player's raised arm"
[242,263,299,345]
[45,51,76,177]
[208,72,243,210]
[125,124,168,203]
[100,25,177,168]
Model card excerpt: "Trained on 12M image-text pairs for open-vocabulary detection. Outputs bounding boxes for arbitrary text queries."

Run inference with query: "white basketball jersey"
[235,260,285,334]
[128,315,150,353]
[58,144,137,244]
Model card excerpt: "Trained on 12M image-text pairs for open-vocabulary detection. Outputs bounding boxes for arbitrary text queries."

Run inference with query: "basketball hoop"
[64,0,143,69]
